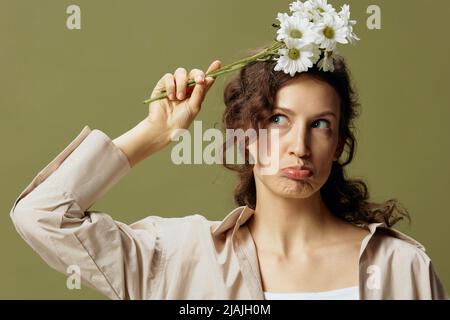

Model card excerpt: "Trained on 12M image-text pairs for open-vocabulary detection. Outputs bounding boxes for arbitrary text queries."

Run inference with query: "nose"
[286,123,311,159]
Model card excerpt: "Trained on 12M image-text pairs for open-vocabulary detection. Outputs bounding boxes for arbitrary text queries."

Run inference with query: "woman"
[10,51,448,300]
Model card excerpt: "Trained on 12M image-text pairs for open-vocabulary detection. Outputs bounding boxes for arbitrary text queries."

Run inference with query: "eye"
[312,119,331,129]
[269,114,289,126]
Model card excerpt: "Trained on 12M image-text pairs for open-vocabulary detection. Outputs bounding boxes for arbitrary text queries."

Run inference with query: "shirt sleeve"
[428,261,449,300]
[411,249,449,300]
[9,126,162,300]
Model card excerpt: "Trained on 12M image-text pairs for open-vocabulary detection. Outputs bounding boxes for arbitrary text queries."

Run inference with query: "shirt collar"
[212,205,426,252]
[212,205,426,300]
[212,205,255,236]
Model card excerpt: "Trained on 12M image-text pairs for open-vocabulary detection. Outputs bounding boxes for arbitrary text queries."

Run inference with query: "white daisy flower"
[276,12,290,25]
[318,50,336,72]
[290,0,317,22]
[339,4,355,25]
[339,4,359,44]
[314,13,348,50]
[276,14,318,45]
[304,0,336,16]
[145,0,361,103]
[274,38,320,76]
[292,9,316,23]
[289,0,307,13]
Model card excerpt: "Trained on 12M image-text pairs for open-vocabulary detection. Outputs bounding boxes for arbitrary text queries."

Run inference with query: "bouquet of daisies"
[144,0,358,104]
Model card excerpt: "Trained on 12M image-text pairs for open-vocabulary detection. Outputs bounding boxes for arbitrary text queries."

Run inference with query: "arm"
[10,127,159,299]
[428,261,448,300]
[10,61,222,299]
[113,61,221,168]
[112,119,170,168]
[410,250,449,300]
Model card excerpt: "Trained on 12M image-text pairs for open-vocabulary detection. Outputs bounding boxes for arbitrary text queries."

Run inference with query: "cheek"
[310,147,337,179]
[311,131,339,153]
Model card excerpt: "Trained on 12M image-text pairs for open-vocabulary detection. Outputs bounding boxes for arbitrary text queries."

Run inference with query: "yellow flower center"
[288,48,301,60]
[323,26,335,39]
[289,29,303,39]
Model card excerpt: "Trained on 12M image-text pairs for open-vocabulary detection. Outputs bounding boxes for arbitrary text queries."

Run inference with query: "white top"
[264,286,359,300]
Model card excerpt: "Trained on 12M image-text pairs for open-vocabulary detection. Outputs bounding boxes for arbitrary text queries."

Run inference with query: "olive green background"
[0,0,448,299]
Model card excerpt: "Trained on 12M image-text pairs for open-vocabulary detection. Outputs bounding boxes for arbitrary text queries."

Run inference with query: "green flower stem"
[142,41,284,104]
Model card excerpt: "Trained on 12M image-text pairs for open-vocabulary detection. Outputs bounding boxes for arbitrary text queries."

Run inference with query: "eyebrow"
[273,106,337,118]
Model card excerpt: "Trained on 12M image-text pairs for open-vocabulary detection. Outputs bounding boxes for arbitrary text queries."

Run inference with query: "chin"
[268,175,318,198]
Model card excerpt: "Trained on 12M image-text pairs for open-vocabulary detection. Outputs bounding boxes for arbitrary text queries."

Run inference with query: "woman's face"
[248,73,342,199]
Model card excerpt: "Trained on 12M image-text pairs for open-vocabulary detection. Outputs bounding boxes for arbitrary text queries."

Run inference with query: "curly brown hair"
[221,47,410,227]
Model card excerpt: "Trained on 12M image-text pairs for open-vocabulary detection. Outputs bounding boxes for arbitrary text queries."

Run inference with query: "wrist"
[113,120,171,167]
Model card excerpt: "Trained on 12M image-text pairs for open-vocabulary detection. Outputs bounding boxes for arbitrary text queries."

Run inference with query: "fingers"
[205,60,221,90]
[206,60,221,76]
[188,68,205,85]
[151,60,221,104]
[171,67,205,101]
[185,68,206,113]
[174,67,188,100]
[163,73,176,100]
[187,61,222,113]
[150,74,174,101]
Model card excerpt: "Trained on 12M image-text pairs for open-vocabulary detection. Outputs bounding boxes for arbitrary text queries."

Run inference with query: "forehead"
[274,75,340,116]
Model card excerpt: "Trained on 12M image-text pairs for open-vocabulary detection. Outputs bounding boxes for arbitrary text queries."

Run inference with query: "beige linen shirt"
[10,126,448,300]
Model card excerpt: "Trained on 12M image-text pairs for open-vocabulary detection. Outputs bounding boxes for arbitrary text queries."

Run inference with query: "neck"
[248,182,344,258]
